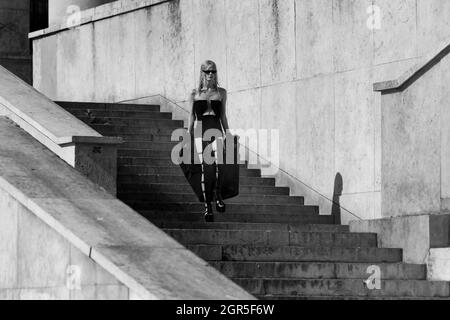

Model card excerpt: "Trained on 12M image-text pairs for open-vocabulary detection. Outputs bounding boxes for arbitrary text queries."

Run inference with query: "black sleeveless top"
[193,100,222,120]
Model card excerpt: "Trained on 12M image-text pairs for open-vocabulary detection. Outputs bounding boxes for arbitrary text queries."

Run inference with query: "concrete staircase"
[56,101,450,300]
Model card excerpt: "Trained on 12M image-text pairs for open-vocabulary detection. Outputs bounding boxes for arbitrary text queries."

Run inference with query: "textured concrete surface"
[0,117,254,300]
[295,0,333,78]
[259,0,296,85]
[49,0,115,27]
[427,248,450,281]
[350,214,450,267]
[31,0,450,221]
[376,48,450,217]
[350,215,430,264]
[373,0,417,65]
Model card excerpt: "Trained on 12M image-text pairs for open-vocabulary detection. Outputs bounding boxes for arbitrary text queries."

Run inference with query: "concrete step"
[210,262,426,280]
[118,157,249,168]
[117,151,175,159]
[117,134,174,142]
[152,222,349,233]
[56,101,160,112]
[117,183,290,195]
[117,149,248,164]
[78,116,184,128]
[189,245,402,262]
[118,192,304,205]
[117,149,174,158]
[120,142,179,151]
[233,278,450,298]
[164,229,377,247]
[66,109,173,119]
[93,125,179,136]
[117,173,275,186]
[118,165,262,177]
[126,201,318,214]
[140,210,334,224]
[92,125,182,136]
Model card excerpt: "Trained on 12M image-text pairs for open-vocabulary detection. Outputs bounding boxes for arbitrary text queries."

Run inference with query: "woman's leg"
[195,136,214,221]
[212,137,226,212]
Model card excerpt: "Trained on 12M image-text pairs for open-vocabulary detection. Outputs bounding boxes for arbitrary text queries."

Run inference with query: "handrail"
[374,37,450,93]
[118,94,363,221]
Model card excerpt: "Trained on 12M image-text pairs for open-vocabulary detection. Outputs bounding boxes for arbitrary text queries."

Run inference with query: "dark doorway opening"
[30,0,49,32]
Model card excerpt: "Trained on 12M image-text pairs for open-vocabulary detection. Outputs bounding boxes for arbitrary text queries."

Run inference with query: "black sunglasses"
[202,70,217,74]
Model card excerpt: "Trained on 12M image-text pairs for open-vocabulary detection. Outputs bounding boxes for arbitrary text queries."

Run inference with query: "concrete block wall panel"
[0,192,18,289]
[93,18,115,102]
[0,186,130,300]
[30,0,450,220]
[296,75,335,196]
[295,0,334,79]
[417,0,450,56]
[225,0,261,92]
[373,0,418,65]
[33,36,58,100]
[381,62,442,217]
[440,54,450,204]
[48,0,116,27]
[332,0,374,73]
[261,82,297,183]
[162,0,196,100]
[259,0,296,85]
[56,26,96,102]
[134,7,166,99]
[335,68,376,195]
[110,13,138,101]
[193,0,228,90]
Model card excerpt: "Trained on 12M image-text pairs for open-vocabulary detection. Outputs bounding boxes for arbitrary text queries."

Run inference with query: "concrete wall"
[0,187,130,300]
[49,0,115,26]
[380,53,450,217]
[0,0,32,83]
[31,0,450,222]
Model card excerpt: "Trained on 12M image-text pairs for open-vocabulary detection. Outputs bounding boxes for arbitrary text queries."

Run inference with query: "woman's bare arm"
[187,89,196,134]
[220,88,230,133]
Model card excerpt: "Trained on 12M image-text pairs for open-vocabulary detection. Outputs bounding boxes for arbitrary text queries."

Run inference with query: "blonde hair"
[197,60,219,93]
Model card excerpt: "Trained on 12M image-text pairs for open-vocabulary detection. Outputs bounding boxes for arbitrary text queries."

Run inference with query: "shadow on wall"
[331,172,343,224]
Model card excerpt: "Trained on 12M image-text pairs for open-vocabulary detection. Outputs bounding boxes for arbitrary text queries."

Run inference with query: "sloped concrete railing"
[0,65,122,195]
[372,37,450,217]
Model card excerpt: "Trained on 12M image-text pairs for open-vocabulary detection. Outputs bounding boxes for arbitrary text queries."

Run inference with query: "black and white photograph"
[1,0,450,308]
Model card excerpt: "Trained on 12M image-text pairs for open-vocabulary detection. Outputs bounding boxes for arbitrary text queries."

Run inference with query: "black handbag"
[218,135,240,200]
